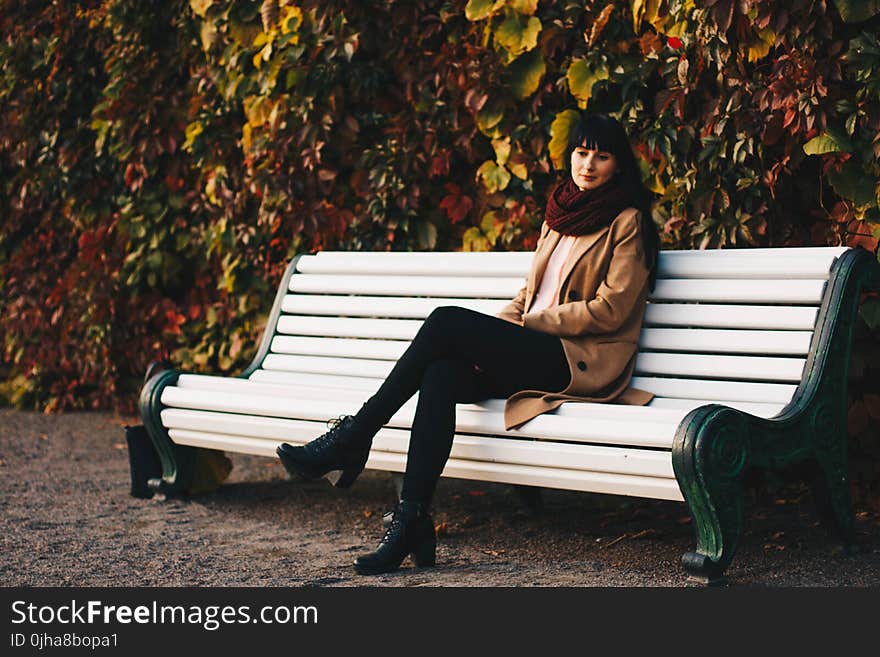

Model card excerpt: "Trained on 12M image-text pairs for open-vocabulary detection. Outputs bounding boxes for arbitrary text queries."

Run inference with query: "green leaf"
[510,0,539,15]
[462,226,492,251]
[747,28,776,63]
[508,49,545,99]
[184,121,204,150]
[567,60,609,109]
[415,220,437,250]
[548,109,581,170]
[827,159,877,206]
[476,105,504,136]
[200,21,219,51]
[803,129,852,155]
[465,0,504,21]
[495,13,541,61]
[476,160,511,193]
[492,137,511,166]
[832,0,880,23]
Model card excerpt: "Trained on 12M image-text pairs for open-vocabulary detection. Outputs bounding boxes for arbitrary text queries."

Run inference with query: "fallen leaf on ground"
[467,490,486,497]
[39,434,48,441]
[264,462,276,467]
[363,510,373,518]
[764,543,786,551]
[482,549,506,556]
[112,443,125,450]
[434,522,448,537]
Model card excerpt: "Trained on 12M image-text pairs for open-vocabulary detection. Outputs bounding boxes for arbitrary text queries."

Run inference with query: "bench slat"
[240,371,786,417]
[281,295,821,331]
[277,315,423,339]
[297,247,845,280]
[297,252,533,277]
[289,274,827,304]
[270,335,406,360]
[282,295,505,318]
[278,311,818,338]
[161,410,675,478]
[248,364,798,405]
[270,329,813,356]
[646,398,783,417]
[174,374,692,423]
[167,428,684,500]
[643,304,818,330]
[635,352,805,381]
[290,274,522,298]
[629,376,796,403]
[650,279,826,303]
[638,328,813,355]
[159,387,680,448]
[259,351,806,383]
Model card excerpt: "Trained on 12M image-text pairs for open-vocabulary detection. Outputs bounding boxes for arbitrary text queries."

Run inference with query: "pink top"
[529,234,575,313]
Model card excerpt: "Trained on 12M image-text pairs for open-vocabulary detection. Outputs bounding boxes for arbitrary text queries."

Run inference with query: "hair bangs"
[569,115,623,156]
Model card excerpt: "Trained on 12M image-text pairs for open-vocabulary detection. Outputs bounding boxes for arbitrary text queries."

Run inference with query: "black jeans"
[355,306,571,506]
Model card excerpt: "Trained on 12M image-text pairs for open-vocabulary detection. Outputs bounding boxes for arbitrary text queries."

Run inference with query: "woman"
[277,113,660,576]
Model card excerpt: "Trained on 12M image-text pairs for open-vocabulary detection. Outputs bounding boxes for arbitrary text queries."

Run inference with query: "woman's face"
[570,143,618,191]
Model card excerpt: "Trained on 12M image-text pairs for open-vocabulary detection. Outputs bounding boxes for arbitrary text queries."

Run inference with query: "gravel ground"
[2,408,879,587]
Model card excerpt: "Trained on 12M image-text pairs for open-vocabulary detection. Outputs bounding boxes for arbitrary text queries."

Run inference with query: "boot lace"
[308,415,354,454]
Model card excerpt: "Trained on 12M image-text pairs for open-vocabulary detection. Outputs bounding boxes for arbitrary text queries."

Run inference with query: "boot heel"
[323,469,343,486]
[328,448,370,488]
[410,537,436,568]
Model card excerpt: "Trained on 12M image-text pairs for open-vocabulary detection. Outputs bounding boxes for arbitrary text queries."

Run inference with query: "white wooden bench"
[138,245,879,583]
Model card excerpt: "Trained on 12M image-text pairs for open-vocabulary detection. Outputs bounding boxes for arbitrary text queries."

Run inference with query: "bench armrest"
[670,246,880,584]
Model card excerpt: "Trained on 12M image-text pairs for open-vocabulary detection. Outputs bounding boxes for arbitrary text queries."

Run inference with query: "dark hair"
[564,113,660,290]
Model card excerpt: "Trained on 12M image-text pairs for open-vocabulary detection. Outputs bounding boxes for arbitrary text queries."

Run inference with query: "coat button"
[577,361,587,371]
[568,291,580,300]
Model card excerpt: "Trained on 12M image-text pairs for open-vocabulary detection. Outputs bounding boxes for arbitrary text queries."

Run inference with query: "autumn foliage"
[1,1,879,498]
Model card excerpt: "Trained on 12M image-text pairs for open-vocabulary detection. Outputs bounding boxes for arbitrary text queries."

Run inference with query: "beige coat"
[496,207,654,429]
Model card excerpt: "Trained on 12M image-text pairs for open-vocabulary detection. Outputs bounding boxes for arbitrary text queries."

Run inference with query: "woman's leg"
[397,359,485,506]
[355,305,570,434]
[279,306,569,492]
[352,310,570,575]
[387,308,571,506]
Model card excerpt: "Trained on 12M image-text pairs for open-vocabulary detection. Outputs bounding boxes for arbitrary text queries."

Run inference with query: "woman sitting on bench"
[277,112,660,575]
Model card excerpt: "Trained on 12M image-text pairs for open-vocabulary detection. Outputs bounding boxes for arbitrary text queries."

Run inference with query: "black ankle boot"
[354,500,436,575]
[276,414,375,489]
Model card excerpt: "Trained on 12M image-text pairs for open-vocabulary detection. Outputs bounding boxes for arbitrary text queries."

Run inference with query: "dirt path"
[2,409,878,586]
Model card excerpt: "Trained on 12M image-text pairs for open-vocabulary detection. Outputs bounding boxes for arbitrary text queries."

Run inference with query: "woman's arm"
[496,285,527,325]
[521,211,648,337]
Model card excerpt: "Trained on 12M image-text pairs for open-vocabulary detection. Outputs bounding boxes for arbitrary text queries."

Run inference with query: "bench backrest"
[244,246,850,420]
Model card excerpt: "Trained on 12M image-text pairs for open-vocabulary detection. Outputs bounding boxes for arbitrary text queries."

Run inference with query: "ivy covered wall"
[2,2,879,497]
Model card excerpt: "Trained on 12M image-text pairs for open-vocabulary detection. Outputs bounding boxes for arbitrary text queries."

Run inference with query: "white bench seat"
[139,244,879,584]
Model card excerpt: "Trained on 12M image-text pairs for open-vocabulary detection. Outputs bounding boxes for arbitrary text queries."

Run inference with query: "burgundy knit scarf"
[545,177,632,236]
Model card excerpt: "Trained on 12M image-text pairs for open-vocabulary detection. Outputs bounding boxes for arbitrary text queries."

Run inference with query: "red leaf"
[667,36,682,49]
[439,191,473,224]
